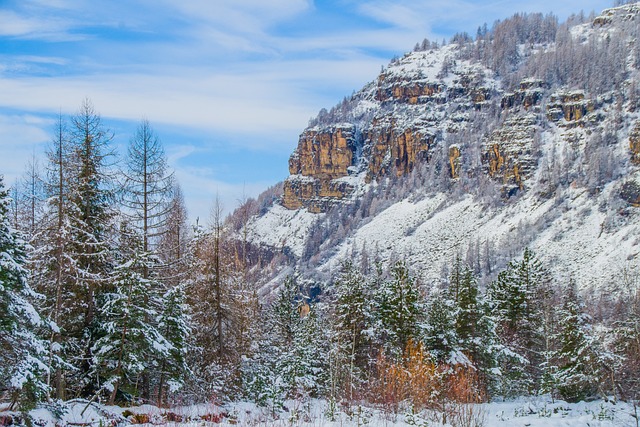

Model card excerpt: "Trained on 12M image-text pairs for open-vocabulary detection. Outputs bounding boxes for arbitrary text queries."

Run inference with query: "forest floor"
[2,396,637,427]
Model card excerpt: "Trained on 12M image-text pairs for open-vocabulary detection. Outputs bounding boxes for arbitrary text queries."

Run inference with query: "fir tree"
[373,261,423,358]
[329,261,371,400]
[0,176,50,410]
[551,282,611,402]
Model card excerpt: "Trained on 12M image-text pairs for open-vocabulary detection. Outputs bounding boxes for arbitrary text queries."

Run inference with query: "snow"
[20,397,640,427]
[246,204,321,258]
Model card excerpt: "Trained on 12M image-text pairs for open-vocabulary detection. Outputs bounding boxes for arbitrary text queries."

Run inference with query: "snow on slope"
[245,204,320,258]
[319,183,640,290]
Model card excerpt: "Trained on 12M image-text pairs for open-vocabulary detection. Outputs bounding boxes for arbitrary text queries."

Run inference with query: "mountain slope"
[244,3,640,294]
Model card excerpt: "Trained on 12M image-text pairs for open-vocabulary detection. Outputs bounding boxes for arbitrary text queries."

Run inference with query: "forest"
[1,100,640,414]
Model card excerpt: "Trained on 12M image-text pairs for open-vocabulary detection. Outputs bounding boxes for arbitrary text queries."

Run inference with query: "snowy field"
[6,397,638,427]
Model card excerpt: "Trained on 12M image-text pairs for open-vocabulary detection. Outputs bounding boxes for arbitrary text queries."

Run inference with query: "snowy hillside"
[246,3,640,294]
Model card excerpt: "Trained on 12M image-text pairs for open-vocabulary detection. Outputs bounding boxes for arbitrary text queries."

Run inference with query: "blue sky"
[0,0,614,222]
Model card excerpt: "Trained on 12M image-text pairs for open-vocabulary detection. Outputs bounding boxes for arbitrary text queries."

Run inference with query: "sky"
[0,0,615,223]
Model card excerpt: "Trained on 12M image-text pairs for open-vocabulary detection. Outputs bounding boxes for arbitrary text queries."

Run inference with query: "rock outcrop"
[630,120,640,165]
[501,79,545,110]
[483,114,538,196]
[280,48,498,212]
[546,91,595,125]
[282,125,357,212]
[364,120,434,179]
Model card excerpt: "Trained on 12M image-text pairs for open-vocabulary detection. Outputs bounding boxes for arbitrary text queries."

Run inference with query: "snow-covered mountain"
[244,3,640,295]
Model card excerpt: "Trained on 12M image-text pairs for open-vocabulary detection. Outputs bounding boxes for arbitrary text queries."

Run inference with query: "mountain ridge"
[241,3,640,295]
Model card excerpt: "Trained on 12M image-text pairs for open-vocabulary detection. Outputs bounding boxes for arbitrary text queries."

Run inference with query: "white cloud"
[0,113,51,184]
[0,52,386,149]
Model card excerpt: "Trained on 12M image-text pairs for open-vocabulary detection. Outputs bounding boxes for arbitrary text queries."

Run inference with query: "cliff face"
[283,126,357,212]
[246,3,640,295]
[282,46,497,212]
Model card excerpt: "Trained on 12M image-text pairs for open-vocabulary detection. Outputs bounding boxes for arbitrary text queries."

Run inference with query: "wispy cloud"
[0,0,614,221]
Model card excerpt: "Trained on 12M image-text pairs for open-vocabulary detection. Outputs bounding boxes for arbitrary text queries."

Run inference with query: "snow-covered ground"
[10,397,639,427]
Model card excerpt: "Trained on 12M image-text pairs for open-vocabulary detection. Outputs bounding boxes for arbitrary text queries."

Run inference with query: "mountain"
[241,3,640,295]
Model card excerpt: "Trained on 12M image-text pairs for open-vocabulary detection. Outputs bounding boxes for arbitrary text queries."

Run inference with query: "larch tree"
[29,114,75,399]
[120,119,174,400]
[185,197,235,396]
[157,182,189,287]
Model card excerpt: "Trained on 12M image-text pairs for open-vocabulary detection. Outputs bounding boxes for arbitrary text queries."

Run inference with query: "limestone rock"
[630,120,640,165]
[288,126,356,179]
[449,145,461,179]
[546,91,595,124]
[283,125,358,212]
[501,78,546,110]
[483,114,538,196]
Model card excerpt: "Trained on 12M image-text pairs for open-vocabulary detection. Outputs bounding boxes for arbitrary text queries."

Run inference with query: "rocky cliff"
[247,4,640,293]
[282,46,498,212]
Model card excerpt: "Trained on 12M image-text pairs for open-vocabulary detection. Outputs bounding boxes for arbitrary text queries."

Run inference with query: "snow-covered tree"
[242,276,329,407]
[550,282,612,402]
[92,237,170,405]
[64,99,116,396]
[424,288,461,364]
[156,283,190,405]
[0,176,49,410]
[328,261,371,400]
[485,248,551,395]
[29,114,74,399]
[372,261,423,358]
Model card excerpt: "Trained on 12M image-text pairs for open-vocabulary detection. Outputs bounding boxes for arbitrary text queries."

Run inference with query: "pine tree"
[0,176,50,410]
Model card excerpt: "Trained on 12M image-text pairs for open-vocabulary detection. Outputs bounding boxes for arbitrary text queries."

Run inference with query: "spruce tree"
[551,282,610,402]
[424,288,460,364]
[485,248,550,395]
[65,99,116,396]
[329,261,371,400]
[156,284,190,405]
[0,176,50,410]
[373,261,423,358]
